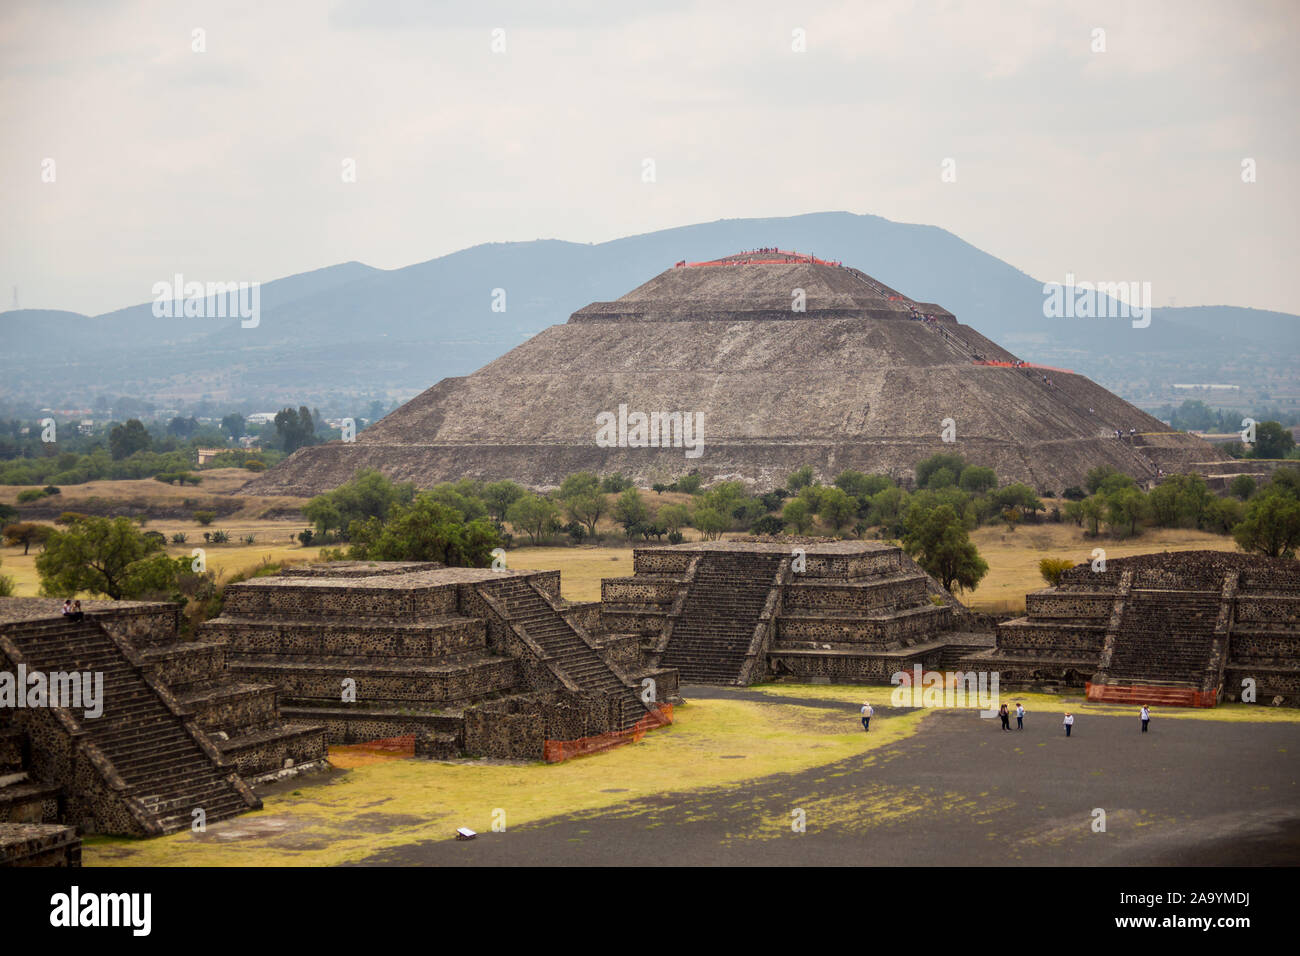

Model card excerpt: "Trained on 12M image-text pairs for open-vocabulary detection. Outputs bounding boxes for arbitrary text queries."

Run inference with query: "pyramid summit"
[244,252,1224,495]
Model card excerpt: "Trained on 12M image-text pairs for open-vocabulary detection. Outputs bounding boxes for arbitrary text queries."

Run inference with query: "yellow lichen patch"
[748,682,1300,723]
[83,698,926,867]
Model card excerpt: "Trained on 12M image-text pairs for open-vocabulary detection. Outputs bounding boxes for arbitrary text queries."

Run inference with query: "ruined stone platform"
[964,551,1300,706]
[200,562,676,760]
[600,538,970,685]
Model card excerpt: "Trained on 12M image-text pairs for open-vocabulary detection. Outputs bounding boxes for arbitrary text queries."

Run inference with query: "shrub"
[243,534,256,545]
[171,532,187,544]
[667,530,684,544]
[210,530,229,544]
[42,485,60,496]
[1062,486,1087,501]
[194,511,217,526]
[16,488,46,503]
[750,514,785,535]
[1039,557,1074,587]
[298,529,314,546]
[244,460,266,472]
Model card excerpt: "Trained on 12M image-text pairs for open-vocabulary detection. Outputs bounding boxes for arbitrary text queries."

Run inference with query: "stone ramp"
[489,577,648,730]
[661,550,786,684]
[0,619,258,835]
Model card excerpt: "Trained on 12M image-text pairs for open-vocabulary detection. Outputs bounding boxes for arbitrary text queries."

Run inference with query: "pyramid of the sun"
[244,250,1223,495]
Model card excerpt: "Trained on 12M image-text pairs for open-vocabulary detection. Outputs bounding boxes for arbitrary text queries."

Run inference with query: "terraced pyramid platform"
[0,599,324,836]
[243,250,1224,496]
[199,562,677,760]
[600,539,981,686]
[962,551,1300,706]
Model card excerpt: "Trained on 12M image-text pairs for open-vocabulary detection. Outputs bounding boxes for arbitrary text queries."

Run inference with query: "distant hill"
[2,212,1295,410]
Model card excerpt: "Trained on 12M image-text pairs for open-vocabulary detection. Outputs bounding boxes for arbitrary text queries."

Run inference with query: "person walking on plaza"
[860,701,873,733]
[1063,712,1074,737]
[1016,702,1025,731]
[999,703,1011,731]
[1140,705,1150,733]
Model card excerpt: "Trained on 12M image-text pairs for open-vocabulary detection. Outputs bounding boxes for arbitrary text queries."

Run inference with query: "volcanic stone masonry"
[197,562,677,760]
[242,250,1228,497]
[0,596,329,849]
[962,552,1300,707]
[600,538,992,686]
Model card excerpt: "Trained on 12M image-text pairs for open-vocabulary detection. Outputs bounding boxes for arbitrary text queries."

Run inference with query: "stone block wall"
[1025,591,1114,620]
[782,576,927,613]
[776,604,953,647]
[997,621,1108,657]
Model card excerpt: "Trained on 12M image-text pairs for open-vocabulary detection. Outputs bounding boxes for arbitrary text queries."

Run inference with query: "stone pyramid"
[244,250,1223,495]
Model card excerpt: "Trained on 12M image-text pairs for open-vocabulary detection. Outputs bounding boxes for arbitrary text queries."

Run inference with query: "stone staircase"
[140,640,328,782]
[661,551,784,684]
[3,619,258,835]
[489,577,648,730]
[1107,589,1222,687]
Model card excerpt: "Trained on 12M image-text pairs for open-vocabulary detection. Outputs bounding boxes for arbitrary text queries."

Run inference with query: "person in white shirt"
[1063,712,1074,737]
[1015,703,1025,731]
[1140,705,1150,733]
[860,702,873,733]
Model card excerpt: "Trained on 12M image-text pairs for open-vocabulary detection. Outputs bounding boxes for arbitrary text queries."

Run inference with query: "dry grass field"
[508,524,1243,611]
[0,475,1247,611]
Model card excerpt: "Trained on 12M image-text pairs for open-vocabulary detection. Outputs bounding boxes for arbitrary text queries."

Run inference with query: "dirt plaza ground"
[84,684,1300,868]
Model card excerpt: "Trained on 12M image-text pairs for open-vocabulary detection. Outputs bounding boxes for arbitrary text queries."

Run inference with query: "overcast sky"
[2,0,1297,316]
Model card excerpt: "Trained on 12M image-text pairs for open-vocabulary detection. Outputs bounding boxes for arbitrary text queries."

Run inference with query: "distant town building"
[245,412,277,425]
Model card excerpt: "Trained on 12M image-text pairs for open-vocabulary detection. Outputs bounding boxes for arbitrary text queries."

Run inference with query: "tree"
[274,406,319,453]
[35,516,167,600]
[916,453,966,490]
[0,503,17,525]
[1228,475,1257,501]
[833,470,893,499]
[819,487,858,534]
[1234,491,1300,557]
[750,514,785,535]
[1104,487,1148,537]
[1039,557,1074,587]
[600,474,633,494]
[1085,465,1135,496]
[563,490,607,538]
[558,472,601,500]
[483,480,526,523]
[221,413,245,439]
[302,469,415,538]
[349,495,501,566]
[782,498,814,534]
[902,504,988,593]
[3,522,51,555]
[168,416,199,438]
[958,466,997,493]
[691,506,728,541]
[1146,474,1212,529]
[506,494,559,546]
[674,473,703,495]
[613,488,649,533]
[786,465,815,493]
[109,419,152,460]
[658,503,691,534]
[991,483,1043,516]
[1202,496,1244,534]
[1078,497,1104,535]
[1252,421,1296,459]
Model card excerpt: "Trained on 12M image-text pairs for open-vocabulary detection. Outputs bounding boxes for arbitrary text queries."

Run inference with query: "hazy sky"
[3,0,1297,316]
